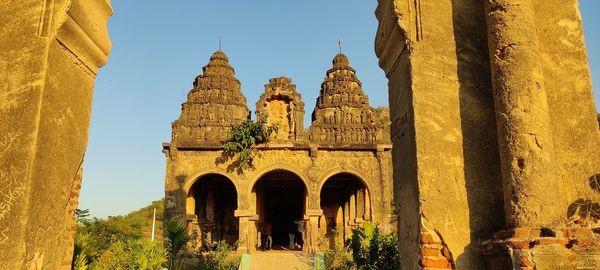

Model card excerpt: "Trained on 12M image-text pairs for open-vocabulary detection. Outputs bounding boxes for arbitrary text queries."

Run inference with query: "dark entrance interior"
[253,170,306,249]
[320,173,370,248]
[188,174,238,246]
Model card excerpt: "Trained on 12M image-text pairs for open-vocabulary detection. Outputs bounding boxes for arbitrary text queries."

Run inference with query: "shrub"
[94,239,167,270]
[344,223,399,270]
[324,246,355,270]
[165,220,193,270]
[198,241,240,270]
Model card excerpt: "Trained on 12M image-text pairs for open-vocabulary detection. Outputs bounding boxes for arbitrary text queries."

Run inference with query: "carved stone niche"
[256,77,305,142]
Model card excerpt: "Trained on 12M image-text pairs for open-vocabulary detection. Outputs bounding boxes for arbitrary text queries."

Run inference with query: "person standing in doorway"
[288,221,296,250]
[263,221,272,250]
[294,219,305,250]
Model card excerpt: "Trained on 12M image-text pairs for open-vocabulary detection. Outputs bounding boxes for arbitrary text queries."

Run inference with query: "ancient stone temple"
[163,51,393,252]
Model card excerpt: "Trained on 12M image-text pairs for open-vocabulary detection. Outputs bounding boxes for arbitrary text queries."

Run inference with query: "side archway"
[319,172,372,248]
[186,173,239,246]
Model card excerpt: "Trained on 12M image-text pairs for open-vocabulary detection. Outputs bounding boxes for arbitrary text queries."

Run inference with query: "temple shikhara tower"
[171,51,249,145]
[163,51,394,252]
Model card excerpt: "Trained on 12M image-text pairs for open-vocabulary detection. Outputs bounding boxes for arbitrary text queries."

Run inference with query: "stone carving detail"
[256,77,305,142]
[171,51,249,145]
[309,54,390,144]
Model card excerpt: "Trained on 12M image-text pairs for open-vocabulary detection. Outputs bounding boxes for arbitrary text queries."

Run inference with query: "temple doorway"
[253,170,307,250]
[187,174,238,247]
[319,173,371,249]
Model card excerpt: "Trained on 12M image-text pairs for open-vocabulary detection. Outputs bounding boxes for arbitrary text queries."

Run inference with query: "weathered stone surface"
[376,0,505,268]
[0,0,112,269]
[485,0,564,229]
[256,77,305,142]
[309,54,389,145]
[376,0,599,269]
[172,51,250,146]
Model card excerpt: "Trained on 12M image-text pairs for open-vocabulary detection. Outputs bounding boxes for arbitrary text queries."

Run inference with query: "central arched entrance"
[187,174,238,247]
[252,170,307,250]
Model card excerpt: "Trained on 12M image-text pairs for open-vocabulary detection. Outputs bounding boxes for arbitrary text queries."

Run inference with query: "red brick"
[511,228,531,238]
[507,240,530,249]
[529,229,541,238]
[571,238,598,246]
[564,228,593,237]
[419,258,451,269]
[421,247,439,257]
[420,233,435,244]
[441,247,451,259]
[519,255,533,267]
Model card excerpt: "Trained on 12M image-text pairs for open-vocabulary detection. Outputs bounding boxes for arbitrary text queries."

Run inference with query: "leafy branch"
[222,114,278,170]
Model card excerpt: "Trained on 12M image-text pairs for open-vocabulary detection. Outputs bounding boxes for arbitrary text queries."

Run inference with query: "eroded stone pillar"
[485,0,564,228]
[0,0,112,269]
[235,210,253,252]
[305,209,323,253]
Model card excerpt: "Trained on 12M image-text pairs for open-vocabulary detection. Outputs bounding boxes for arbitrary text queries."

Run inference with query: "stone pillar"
[0,1,112,269]
[343,200,350,238]
[357,189,365,221]
[484,0,564,228]
[349,192,357,224]
[305,209,323,253]
[364,189,372,221]
[235,210,253,252]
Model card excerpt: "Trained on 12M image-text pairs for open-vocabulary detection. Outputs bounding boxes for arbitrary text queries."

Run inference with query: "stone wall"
[0,0,112,269]
[375,0,600,269]
[163,146,393,252]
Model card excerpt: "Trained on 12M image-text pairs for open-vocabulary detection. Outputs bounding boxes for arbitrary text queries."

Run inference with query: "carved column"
[305,209,323,253]
[234,210,253,252]
[485,0,564,228]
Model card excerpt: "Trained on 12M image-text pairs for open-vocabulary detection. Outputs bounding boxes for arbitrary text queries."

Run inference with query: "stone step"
[248,251,313,270]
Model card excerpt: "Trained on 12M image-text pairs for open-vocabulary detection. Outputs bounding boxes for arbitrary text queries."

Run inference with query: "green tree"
[165,220,193,270]
[94,239,167,270]
[345,223,399,270]
[223,114,278,169]
[198,241,240,270]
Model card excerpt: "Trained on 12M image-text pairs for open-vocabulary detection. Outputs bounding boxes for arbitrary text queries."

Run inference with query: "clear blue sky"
[79,0,600,218]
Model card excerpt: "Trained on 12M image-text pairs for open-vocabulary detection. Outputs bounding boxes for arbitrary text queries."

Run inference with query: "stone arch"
[247,163,311,197]
[318,170,374,248]
[249,168,310,249]
[186,173,239,246]
[317,168,373,197]
[184,170,241,196]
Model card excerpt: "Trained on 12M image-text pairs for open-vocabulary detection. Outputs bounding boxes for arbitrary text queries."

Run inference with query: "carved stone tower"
[171,51,249,145]
[310,53,389,144]
[256,77,305,142]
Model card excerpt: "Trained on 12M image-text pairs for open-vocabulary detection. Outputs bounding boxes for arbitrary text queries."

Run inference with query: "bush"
[165,220,193,270]
[94,239,167,270]
[345,223,399,270]
[324,246,355,270]
[198,241,240,270]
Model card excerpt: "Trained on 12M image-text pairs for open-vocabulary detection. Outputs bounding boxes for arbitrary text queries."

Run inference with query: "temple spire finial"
[338,38,343,54]
[219,36,222,51]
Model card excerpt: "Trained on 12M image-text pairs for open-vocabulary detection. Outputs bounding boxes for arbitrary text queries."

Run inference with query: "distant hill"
[102,199,164,242]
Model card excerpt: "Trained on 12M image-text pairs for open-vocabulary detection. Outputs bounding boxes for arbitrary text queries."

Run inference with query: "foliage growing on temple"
[223,114,278,169]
